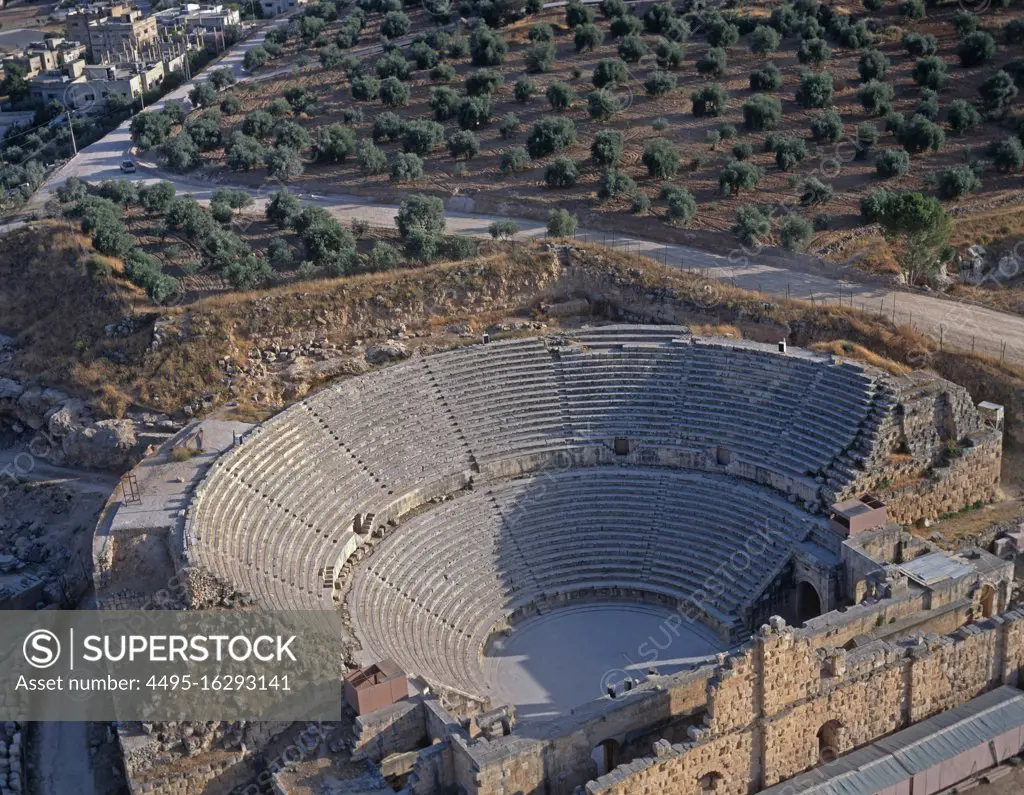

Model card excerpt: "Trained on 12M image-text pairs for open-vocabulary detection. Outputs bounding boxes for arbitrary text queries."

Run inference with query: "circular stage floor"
[482,603,727,725]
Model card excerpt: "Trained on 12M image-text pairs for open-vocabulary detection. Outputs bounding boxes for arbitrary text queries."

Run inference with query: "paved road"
[22,14,1024,365]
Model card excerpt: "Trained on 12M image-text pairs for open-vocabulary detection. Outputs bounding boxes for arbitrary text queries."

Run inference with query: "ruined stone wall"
[581,610,1024,795]
[351,699,427,763]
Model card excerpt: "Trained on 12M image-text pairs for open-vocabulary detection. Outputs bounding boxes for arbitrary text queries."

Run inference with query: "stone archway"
[817,720,846,764]
[980,583,997,618]
[699,771,724,794]
[591,738,620,777]
[796,581,822,623]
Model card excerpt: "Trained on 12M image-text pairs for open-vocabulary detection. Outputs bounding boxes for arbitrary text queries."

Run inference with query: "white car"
[120,159,137,174]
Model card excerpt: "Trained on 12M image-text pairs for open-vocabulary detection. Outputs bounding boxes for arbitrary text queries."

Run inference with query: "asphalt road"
[21,14,1024,365]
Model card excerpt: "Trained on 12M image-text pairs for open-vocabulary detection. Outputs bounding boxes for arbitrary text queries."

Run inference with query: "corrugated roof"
[759,686,1024,795]
[899,552,971,586]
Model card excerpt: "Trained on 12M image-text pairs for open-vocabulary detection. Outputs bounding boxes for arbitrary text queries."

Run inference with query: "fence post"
[1001,341,1006,364]
[939,324,943,352]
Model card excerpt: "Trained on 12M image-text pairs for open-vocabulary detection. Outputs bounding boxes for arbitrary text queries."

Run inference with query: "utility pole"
[65,105,77,155]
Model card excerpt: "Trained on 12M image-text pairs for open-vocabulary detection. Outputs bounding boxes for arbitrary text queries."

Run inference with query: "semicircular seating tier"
[185,326,896,616]
[347,467,829,696]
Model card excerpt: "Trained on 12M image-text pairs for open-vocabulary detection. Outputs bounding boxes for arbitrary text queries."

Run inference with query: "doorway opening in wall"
[818,720,844,764]
[699,771,724,794]
[591,739,620,777]
[796,581,822,623]
[980,583,996,618]
[613,437,629,455]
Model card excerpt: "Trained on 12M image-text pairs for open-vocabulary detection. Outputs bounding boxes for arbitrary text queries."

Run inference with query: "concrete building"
[86,10,159,64]
[3,38,86,79]
[82,63,143,101]
[65,2,133,55]
[260,0,309,17]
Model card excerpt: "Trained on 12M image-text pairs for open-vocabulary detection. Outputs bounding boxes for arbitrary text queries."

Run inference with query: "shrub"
[372,112,405,142]
[445,235,477,260]
[547,208,578,236]
[800,176,834,205]
[470,24,508,65]
[796,70,833,107]
[732,205,771,245]
[652,117,669,131]
[858,49,889,82]
[448,32,470,59]
[391,152,425,182]
[244,47,269,70]
[380,76,411,107]
[466,68,504,96]
[774,137,807,170]
[431,63,457,82]
[266,190,302,226]
[915,89,940,121]
[593,58,630,88]
[351,75,381,101]
[500,146,530,173]
[897,114,945,153]
[544,157,580,188]
[220,93,242,115]
[529,22,554,42]
[162,132,200,171]
[618,34,649,62]
[779,216,813,251]
[750,63,783,91]
[447,130,480,159]
[952,10,979,36]
[692,84,729,117]
[854,122,880,159]
[187,112,224,151]
[457,95,493,129]
[631,192,652,214]
[515,78,536,102]
[797,38,831,66]
[809,109,843,143]
[130,111,173,149]
[732,141,754,160]
[575,24,604,52]
[935,165,982,199]
[265,145,305,181]
[527,117,577,157]
[707,16,739,47]
[979,70,1018,118]
[380,10,410,38]
[403,119,445,154]
[643,1,675,33]
[403,228,443,262]
[367,241,401,270]
[645,70,677,96]
[499,113,520,139]
[899,0,925,19]
[547,81,576,111]
[489,220,520,239]
[588,89,622,120]
[884,112,906,136]
[875,148,911,177]
[719,160,760,195]
[948,99,981,133]
[410,42,439,70]
[226,131,266,169]
[189,82,218,108]
[356,139,388,173]
[750,25,781,53]
[913,57,948,89]
[611,14,644,38]
[1006,18,1024,45]
[958,31,996,67]
[596,167,636,199]
[267,237,296,270]
[139,181,175,213]
[591,129,624,166]
[860,187,891,222]
[696,47,728,77]
[641,138,680,178]
[527,41,557,71]
[742,94,782,130]
[655,37,686,68]
[376,51,411,80]
[857,80,895,116]
[661,185,697,225]
[903,32,937,57]
[566,0,594,27]
[429,86,461,120]
[991,136,1024,172]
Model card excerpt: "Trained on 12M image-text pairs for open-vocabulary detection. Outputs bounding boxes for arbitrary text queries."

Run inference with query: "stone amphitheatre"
[97,321,1024,795]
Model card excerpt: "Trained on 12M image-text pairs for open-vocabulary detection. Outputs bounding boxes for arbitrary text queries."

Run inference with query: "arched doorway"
[980,583,997,618]
[817,720,845,764]
[591,739,620,777]
[699,771,724,794]
[796,581,822,623]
